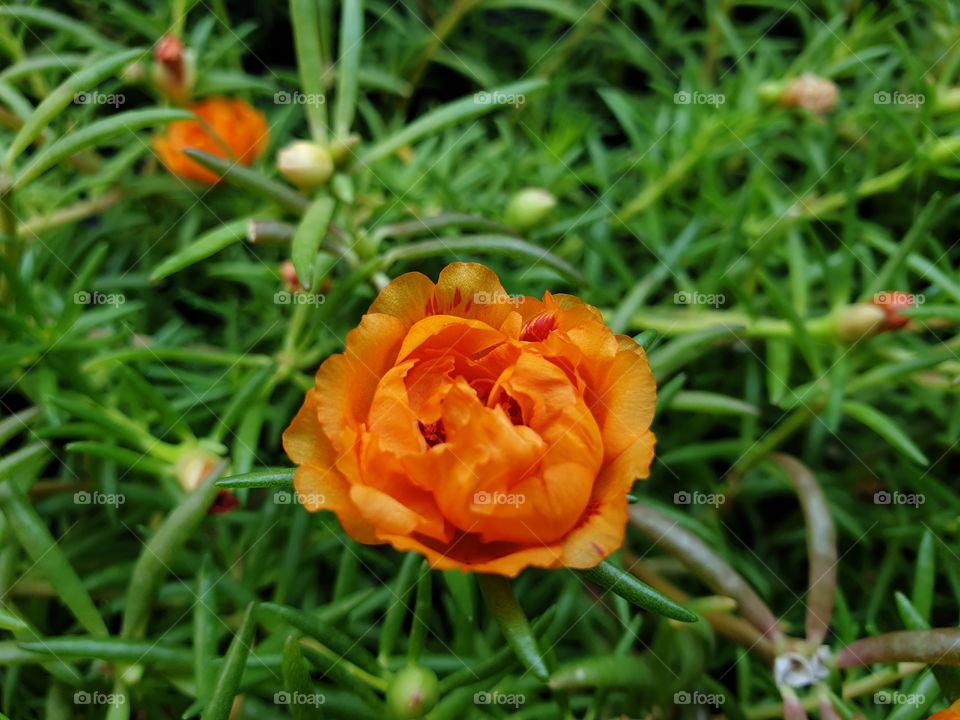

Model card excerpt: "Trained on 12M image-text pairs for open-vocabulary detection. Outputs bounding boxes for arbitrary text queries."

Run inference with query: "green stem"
[405,0,484,94]
[1,175,18,304]
[744,136,958,240]
[629,309,836,340]
[19,188,122,237]
[734,405,821,473]
[618,137,712,224]
[302,637,389,692]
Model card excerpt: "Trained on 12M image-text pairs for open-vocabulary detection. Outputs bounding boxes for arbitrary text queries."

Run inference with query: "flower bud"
[277,141,334,190]
[779,73,839,115]
[871,291,915,331]
[280,260,301,293]
[504,187,556,231]
[386,666,439,718]
[175,447,220,493]
[153,34,195,105]
[835,304,886,343]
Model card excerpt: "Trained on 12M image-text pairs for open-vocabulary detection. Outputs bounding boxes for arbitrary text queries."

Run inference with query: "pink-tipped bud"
[280,260,301,293]
[153,35,195,105]
[386,666,439,719]
[870,291,916,331]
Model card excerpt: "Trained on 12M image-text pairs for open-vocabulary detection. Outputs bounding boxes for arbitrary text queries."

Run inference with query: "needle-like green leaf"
[579,560,698,623]
[14,108,190,188]
[201,603,258,720]
[291,196,336,289]
[216,468,294,489]
[478,574,549,681]
[3,48,143,169]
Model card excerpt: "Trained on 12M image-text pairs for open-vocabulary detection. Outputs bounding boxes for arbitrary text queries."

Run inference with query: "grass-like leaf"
[14,108,190,188]
[201,603,258,720]
[478,574,550,681]
[3,47,143,169]
[579,560,698,623]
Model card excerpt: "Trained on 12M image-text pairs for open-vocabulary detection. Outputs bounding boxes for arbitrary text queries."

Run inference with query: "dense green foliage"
[2,1,960,718]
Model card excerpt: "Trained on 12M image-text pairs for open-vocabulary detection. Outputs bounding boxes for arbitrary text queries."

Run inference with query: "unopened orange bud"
[871,291,918,331]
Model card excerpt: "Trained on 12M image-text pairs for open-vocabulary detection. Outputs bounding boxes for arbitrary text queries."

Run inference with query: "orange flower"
[928,700,960,720]
[153,98,269,184]
[283,263,657,577]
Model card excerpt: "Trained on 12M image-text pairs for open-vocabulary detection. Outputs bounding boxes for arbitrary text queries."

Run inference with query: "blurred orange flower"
[153,98,268,184]
[283,263,657,576]
[928,700,960,720]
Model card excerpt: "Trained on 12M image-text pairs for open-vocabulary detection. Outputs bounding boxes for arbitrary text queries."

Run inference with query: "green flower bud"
[277,141,334,190]
[504,187,556,231]
[386,666,439,719]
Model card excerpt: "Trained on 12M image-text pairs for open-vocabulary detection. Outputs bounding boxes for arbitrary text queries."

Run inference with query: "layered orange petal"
[283,262,658,576]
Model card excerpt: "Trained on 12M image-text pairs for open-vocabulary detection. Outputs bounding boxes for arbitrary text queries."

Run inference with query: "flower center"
[418,419,446,447]
[520,312,557,341]
[497,393,524,426]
